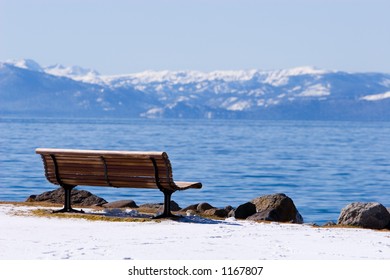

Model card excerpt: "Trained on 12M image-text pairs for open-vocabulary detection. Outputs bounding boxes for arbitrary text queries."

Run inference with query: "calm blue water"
[1,117,389,224]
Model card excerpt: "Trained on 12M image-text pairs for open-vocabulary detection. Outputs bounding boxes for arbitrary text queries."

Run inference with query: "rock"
[228,209,235,218]
[181,204,199,212]
[337,202,390,229]
[26,195,37,202]
[387,208,390,230]
[157,200,181,212]
[296,212,304,224]
[103,200,138,208]
[140,200,181,212]
[322,221,337,227]
[234,202,256,219]
[27,188,107,206]
[204,208,229,218]
[139,203,162,209]
[250,193,303,224]
[306,223,319,227]
[196,202,214,212]
[247,209,279,222]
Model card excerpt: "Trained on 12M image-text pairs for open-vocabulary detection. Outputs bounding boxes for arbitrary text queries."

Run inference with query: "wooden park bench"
[35,148,202,218]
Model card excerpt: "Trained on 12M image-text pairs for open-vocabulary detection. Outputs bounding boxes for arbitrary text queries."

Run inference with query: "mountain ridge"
[1,59,390,120]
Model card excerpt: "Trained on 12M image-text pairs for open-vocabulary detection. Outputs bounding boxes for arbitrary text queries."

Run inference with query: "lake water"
[1,117,389,224]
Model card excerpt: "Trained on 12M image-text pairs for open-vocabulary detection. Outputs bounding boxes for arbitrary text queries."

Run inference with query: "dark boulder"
[196,202,214,212]
[322,221,337,227]
[103,200,138,208]
[204,208,229,218]
[337,202,390,229]
[234,202,256,219]
[387,208,390,229]
[26,195,37,202]
[139,203,162,209]
[156,200,181,212]
[181,204,199,212]
[27,188,107,206]
[249,193,303,224]
[247,208,280,222]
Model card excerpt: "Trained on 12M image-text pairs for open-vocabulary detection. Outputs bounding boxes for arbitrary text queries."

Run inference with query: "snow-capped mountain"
[1,59,390,120]
[5,59,44,72]
[45,64,100,81]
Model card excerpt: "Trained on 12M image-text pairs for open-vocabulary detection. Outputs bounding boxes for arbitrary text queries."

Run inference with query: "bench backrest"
[35,148,176,191]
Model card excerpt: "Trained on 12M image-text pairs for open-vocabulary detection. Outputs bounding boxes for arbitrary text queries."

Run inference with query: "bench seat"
[36,148,202,218]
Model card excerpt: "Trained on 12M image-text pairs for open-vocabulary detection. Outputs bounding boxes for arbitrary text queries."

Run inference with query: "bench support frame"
[150,157,181,219]
[152,190,181,219]
[53,186,85,214]
[50,154,84,214]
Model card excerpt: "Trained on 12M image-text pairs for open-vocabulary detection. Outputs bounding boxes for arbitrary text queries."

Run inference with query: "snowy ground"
[0,203,390,260]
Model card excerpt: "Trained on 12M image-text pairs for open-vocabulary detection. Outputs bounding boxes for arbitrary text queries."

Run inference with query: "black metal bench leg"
[153,191,181,219]
[52,186,84,214]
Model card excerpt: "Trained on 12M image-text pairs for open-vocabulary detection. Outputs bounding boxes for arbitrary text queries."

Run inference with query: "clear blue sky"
[1,0,389,74]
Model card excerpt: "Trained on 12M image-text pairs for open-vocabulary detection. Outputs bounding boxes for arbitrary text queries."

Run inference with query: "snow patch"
[176,96,190,102]
[266,99,280,106]
[45,64,100,83]
[141,108,164,118]
[227,101,252,111]
[298,84,330,97]
[361,91,390,101]
[380,79,390,87]
[263,67,330,86]
[118,69,259,84]
[104,67,331,88]
[263,73,290,86]
[257,99,265,106]
[283,66,329,76]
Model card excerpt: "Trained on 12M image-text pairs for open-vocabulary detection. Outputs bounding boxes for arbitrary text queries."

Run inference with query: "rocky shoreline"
[26,188,390,230]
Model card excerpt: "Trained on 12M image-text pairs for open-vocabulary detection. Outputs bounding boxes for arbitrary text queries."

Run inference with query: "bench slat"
[46,169,156,177]
[43,158,167,167]
[44,166,169,179]
[61,179,161,189]
[36,148,166,158]
[45,172,171,183]
[49,155,167,161]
